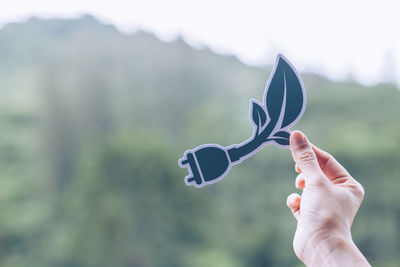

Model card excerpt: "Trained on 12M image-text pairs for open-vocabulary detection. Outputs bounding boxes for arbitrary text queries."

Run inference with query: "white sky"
[1,0,400,86]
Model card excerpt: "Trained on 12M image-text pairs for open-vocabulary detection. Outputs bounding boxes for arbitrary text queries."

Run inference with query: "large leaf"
[265,54,305,129]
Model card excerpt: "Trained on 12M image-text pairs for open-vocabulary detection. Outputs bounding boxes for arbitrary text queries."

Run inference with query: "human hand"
[286,131,370,266]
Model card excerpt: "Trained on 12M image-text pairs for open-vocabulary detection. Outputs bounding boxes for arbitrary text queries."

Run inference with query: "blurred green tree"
[0,15,398,267]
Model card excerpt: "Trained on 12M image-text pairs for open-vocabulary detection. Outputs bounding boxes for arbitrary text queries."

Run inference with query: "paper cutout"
[179,54,306,188]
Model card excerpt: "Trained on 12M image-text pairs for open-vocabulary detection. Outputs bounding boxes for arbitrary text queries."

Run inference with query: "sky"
[1,0,399,86]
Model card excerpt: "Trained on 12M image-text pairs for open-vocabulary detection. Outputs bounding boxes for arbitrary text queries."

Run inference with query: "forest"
[0,15,399,266]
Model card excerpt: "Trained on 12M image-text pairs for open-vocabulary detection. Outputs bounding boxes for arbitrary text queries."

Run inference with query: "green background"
[0,15,399,266]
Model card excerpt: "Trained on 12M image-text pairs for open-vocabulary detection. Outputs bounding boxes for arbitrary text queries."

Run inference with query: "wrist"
[306,234,352,266]
[302,233,369,267]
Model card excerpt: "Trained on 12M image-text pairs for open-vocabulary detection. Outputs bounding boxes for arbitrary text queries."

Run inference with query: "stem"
[227,120,276,163]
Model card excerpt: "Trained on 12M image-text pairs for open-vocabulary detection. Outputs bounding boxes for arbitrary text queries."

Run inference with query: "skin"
[286,131,370,266]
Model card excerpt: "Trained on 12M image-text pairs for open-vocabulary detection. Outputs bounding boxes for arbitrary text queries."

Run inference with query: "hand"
[286,131,370,266]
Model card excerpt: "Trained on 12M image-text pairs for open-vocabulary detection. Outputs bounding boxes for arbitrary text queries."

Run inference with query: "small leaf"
[272,137,290,146]
[251,101,267,130]
[273,130,290,139]
[265,54,306,129]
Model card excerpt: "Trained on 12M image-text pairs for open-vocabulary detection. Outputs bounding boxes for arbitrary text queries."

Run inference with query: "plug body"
[179,144,231,188]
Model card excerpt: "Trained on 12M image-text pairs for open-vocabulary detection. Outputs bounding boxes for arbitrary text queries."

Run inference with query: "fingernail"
[290,131,308,148]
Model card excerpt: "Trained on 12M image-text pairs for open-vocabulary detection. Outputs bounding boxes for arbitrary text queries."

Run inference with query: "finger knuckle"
[298,150,317,164]
[353,182,365,199]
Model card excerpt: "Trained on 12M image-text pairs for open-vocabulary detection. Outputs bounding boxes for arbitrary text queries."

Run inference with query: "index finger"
[311,144,351,183]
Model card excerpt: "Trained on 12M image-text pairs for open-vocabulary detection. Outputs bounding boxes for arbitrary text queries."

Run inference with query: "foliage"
[0,15,399,266]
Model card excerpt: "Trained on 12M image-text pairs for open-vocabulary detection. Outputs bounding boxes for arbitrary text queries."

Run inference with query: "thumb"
[290,131,324,182]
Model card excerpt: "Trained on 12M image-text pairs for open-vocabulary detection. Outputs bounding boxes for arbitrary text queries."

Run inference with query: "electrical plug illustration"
[179,54,306,188]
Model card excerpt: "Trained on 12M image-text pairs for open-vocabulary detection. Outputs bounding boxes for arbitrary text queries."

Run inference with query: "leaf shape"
[265,54,306,129]
[251,101,267,130]
[273,130,290,139]
[272,137,290,146]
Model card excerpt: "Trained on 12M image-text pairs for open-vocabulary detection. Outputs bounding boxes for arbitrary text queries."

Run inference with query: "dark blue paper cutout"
[179,54,306,188]
[251,100,268,134]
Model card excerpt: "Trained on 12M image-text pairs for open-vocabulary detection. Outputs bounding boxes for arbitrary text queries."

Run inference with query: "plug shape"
[179,144,231,187]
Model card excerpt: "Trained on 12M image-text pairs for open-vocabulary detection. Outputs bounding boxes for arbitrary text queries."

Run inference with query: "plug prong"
[180,158,189,165]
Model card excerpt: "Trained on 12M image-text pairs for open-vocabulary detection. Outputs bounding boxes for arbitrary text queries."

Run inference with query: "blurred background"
[0,1,399,267]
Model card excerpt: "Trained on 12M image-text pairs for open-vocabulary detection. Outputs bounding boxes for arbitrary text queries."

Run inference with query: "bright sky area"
[1,0,399,86]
